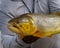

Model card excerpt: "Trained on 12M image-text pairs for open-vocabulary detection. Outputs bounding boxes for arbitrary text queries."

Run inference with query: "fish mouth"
[7,23,22,34]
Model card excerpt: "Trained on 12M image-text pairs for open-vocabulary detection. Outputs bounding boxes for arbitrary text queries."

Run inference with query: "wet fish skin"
[7,12,60,38]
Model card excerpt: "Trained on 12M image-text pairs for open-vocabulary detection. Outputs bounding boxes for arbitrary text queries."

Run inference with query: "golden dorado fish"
[7,12,60,38]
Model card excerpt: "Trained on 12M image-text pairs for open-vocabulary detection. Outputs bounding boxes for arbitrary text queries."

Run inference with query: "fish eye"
[16,20,19,23]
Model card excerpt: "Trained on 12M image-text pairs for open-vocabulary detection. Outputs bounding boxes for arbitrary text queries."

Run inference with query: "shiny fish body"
[8,13,60,38]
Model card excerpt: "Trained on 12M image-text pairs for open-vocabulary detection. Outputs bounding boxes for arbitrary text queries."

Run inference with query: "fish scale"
[8,13,60,38]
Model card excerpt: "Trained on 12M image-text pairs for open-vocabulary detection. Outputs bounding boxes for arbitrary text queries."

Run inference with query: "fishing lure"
[1,10,60,38]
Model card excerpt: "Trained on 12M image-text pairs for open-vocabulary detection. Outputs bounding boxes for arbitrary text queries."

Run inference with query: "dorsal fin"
[51,12,60,16]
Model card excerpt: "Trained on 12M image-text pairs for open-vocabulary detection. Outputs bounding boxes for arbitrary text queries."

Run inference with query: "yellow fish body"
[8,13,60,38]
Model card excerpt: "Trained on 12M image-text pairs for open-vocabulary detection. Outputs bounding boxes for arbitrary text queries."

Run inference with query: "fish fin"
[51,12,60,16]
